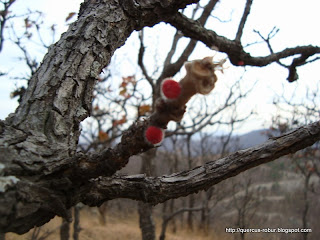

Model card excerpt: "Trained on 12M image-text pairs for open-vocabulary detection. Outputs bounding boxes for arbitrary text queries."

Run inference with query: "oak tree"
[1,0,320,234]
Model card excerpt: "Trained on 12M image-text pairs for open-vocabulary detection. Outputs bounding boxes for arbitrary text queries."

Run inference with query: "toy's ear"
[184,61,192,73]
[191,56,214,78]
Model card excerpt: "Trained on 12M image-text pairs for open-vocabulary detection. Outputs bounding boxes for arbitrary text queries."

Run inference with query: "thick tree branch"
[167,12,320,77]
[0,56,221,234]
[119,0,200,29]
[0,0,201,179]
[0,0,201,234]
[81,121,320,205]
[49,57,222,184]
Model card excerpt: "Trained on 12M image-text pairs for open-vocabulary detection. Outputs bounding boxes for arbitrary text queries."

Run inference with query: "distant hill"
[160,128,270,156]
[236,129,270,149]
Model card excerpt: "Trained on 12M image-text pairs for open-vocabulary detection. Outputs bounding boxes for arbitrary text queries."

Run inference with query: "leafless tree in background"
[0,0,16,53]
[270,85,320,240]
[230,177,261,240]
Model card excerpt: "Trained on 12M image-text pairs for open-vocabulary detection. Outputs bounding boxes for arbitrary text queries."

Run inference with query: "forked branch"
[167,12,320,81]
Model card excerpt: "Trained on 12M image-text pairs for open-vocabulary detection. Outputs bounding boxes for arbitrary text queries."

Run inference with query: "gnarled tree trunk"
[0,0,199,234]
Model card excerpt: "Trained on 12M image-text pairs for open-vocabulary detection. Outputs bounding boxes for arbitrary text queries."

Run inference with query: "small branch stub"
[147,56,225,145]
[182,56,224,97]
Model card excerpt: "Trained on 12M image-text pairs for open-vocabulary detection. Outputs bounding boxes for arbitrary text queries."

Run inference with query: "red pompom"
[238,60,245,66]
[161,79,181,100]
[145,126,164,145]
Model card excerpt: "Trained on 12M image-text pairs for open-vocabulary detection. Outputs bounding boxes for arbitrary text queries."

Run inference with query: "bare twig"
[138,30,155,89]
[159,206,203,240]
[235,0,253,43]
[253,27,285,67]
[163,30,183,67]
[0,0,16,52]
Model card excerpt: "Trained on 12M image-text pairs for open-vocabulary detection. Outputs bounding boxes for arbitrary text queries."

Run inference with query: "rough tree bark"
[0,0,319,235]
[0,0,200,234]
[138,202,156,240]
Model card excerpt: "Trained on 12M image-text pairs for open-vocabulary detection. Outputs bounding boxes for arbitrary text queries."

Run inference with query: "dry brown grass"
[6,208,230,240]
